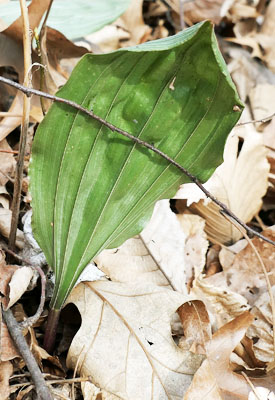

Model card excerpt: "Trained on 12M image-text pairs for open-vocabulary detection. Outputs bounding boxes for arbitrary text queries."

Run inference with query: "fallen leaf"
[0,208,24,249]
[5,266,34,309]
[247,286,275,363]
[0,310,20,361]
[183,0,226,25]
[67,281,203,400]
[177,214,209,285]
[221,227,275,305]
[116,0,151,46]
[0,361,13,400]
[178,300,211,355]
[184,312,255,400]
[175,127,270,244]
[95,200,188,293]
[0,140,15,184]
[192,274,249,327]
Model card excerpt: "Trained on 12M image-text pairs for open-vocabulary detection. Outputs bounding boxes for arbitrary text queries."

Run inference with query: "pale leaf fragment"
[192,274,249,327]
[95,200,188,293]
[247,286,275,363]
[67,281,203,400]
[178,300,211,355]
[0,208,24,249]
[7,266,34,309]
[175,128,269,244]
[185,312,254,399]
[0,361,13,400]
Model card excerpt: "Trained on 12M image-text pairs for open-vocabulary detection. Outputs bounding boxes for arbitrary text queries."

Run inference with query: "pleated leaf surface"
[30,21,243,309]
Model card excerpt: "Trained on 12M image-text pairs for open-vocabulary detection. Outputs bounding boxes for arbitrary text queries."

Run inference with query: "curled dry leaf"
[95,200,188,293]
[116,0,151,47]
[0,139,15,186]
[175,127,269,244]
[0,361,13,400]
[184,312,254,400]
[177,214,208,285]
[5,266,34,310]
[192,274,249,327]
[178,300,211,355]
[67,281,203,400]
[220,227,275,306]
[0,208,24,249]
[183,0,225,25]
[247,286,275,363]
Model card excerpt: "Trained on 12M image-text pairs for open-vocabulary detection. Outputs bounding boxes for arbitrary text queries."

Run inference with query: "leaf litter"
[0,0,275,399]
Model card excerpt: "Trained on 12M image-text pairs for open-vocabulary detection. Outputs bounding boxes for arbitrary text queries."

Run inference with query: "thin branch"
[9,0,32,250]
[237,112,275,126]
[0,76,274,247]
[1,306,54,400]
[1,243,46,328]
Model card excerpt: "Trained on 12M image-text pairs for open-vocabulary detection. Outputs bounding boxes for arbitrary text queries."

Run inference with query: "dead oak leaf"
[95,200,188,293]
[67,281,203,400]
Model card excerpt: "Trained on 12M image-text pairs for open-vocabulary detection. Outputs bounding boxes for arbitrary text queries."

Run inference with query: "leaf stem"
[9,0,32,250]
[0,76,274,247]
[43,308,61,353]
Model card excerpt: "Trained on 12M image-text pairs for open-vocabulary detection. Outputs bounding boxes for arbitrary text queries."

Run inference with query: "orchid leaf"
[30,21,243,310]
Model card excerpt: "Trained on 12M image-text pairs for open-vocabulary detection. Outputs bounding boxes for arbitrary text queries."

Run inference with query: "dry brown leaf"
[192,274,249,327]
[0,361,13,400]
[81,381,121,400]
[221,227,275,305]
[116,0,151,46]
[0,310,20,361]
[183,0,226,25]
[4,0,52,42]
[175,127,269,244]
[247,286,275,363]
[79,25,129,53]
[67,281,203,400]
[6,266,34,309]
[178,300,211,355]
[249,86,275,131]
[0,139,15,185]
[0,208,24,249]
[0,250,18,299]
[95,200,188,293]
[184,312,254,400]
[177,214,208,285]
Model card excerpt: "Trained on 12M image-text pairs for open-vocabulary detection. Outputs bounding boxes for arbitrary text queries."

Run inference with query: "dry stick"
[241,372,262,400]
[9,0,32,251]
[1,243,46,329]
[222,211,275,361]
[0,76,275,247]
[0,112,23,117]
[1,306,54,400]
[237,111,275,126]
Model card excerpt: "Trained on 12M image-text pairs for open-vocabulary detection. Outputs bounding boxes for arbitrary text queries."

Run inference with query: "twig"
[222,212,275,361]
[9,0,32,251]
[0,112,23,117]
[0,76,274,247]
[237,112,275,126]
[1,306,54,400]
[179,0,185,30]
[1,243,46,328]
[241,372,262,400]
[0,149,19,154]
[11,376,91,389]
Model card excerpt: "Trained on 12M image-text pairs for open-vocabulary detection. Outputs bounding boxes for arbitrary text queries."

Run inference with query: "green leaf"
[30,21,243,310]
[0,0,132,40]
